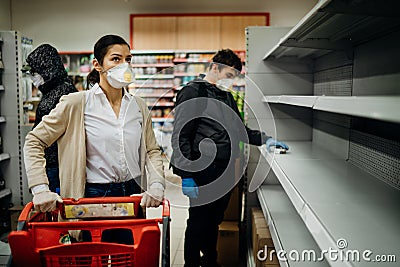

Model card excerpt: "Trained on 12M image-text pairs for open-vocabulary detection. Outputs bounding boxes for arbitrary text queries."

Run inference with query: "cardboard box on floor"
[254,227,278,267]
[217,221,239,265]
[223,184,239,221]
[223,158,243,221]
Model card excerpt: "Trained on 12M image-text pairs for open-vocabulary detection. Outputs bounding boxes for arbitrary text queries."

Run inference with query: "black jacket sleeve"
[171,84,200,178]
[228,93,270,146]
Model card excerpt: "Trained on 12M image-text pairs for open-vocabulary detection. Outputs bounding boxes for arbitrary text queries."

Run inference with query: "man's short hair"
[212,49,242,72]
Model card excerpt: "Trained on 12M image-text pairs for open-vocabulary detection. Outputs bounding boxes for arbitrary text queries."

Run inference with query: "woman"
[24,35,165,214]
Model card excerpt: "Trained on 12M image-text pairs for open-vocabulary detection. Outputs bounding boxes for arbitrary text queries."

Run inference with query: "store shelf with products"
[130,50,213,119]
[129,50,246,121]
[246,1,400,266]
[59,51,93,91]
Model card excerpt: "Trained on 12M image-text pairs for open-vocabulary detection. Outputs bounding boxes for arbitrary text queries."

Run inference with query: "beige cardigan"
[24,91,165,199]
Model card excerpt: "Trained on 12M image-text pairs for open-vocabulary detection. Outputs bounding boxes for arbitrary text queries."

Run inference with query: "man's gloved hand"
[182,178,199,199]
[32,190,63,212]
[140,183,164,207]
[266,137,289,152]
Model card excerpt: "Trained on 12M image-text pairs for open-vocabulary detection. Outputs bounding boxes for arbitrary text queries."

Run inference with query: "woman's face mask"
[105,62,135,89]
[29,73,45,88]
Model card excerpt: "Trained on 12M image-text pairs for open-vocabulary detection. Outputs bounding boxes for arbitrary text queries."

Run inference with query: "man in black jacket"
[171,49,288,267]
[23,44,77,193]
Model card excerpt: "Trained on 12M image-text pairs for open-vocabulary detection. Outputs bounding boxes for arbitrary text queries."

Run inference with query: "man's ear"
[210,63,219,73]
[93,58,102,72]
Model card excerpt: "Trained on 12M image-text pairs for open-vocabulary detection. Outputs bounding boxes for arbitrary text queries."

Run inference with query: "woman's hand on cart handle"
[135,182,164,208]
[32,190,63,212]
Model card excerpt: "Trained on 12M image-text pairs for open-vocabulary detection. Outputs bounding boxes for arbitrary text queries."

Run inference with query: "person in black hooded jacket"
[23,44,77,193]
[171,49,289,267]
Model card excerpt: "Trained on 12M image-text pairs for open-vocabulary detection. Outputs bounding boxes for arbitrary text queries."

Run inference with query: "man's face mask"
[29,73,45,88]
[215,78,234,92]
[104,62,135,89]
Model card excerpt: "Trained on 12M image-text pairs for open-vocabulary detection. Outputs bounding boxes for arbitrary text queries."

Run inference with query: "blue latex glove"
[266,137,289,152]
[181,178,199,199]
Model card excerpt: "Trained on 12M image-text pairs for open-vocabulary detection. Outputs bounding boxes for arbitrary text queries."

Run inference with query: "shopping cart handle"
[162,198,170,218]
[16,202,34,230]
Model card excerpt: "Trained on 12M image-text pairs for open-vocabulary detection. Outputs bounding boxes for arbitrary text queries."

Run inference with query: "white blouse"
[84,84,142,183]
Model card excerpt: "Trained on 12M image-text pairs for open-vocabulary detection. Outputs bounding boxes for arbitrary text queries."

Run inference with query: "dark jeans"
[84,178,141,198]
[184,190,233,267]
[184,160,236,267]
[82,178,143,244]
[46,167,60,193]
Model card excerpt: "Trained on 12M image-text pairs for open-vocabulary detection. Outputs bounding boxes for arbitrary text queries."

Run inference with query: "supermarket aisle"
[146,164,188,267]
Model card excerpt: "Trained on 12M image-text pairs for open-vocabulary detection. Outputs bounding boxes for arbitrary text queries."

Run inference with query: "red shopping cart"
[8,196,170,267]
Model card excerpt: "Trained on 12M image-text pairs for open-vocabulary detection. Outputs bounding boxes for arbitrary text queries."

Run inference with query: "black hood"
[26,44,68,93]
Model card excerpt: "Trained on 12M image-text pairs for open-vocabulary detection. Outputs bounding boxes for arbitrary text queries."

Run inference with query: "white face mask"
[30,73,45,88]
[215,78,234,92]
[105,62,135,89]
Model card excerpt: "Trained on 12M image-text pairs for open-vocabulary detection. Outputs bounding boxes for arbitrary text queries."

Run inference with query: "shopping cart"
[8,196,170,267]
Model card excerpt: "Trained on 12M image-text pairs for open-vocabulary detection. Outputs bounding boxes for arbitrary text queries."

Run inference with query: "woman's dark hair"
[211,49,242,72]
[86,35,130,89]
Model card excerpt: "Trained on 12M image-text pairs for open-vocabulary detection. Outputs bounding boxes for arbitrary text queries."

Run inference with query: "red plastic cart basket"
[8,196,170,267]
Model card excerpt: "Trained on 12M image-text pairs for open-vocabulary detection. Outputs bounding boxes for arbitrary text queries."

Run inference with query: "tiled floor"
[146,167,189,267]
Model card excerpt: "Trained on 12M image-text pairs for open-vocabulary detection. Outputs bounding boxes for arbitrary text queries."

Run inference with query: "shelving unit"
[0,154,10,162]
[0,31,33,212]
[129,50,218,120]
[59,51,93,91]
[245,1,400,266]
[257,185,329,267]
[262,95,400,123]
[263,0,400,60]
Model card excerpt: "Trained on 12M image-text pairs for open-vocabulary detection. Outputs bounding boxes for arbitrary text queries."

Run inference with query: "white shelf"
[313,96,400,124]
[29,97,41,102]
[0,188,11,199]
[67,72,88,77]
[259,142,400,267]
[0,153,10,162]
[262,95,280,103]
[151,117,174,123]
[257,185,329,267]
[131,50,174,54]
[263,95,317,107]
[0,85,4,91]
[263,0,400,60]
[135,74,174,79]
[136,93,174,98]
[0,117,5,123]
[148,102,174,107]
[131,63,174,68]
[130,84,174,89]
[263,95,400,123]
